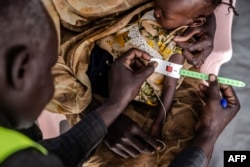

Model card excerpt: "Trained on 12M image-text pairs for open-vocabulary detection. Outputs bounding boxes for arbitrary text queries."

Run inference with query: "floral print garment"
[97,10,192,106]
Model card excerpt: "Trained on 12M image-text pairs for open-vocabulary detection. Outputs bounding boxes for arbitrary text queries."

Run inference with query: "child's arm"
[150,53,185,138]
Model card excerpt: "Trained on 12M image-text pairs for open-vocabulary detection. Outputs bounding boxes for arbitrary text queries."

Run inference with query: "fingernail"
[156,139,166,152]
[209,74,216,81]
[152,61,158,67]
[143,149,155,155]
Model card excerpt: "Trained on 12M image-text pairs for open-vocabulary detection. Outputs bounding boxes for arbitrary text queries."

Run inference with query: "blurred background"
[210,0,250,166]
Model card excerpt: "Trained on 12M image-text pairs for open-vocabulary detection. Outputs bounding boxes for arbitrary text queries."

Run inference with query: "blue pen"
[220,98,228,108]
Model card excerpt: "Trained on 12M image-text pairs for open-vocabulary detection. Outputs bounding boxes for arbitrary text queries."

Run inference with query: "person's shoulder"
[1,148,64,167]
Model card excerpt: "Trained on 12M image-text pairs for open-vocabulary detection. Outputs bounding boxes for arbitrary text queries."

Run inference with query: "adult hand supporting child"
[174,14,216,68]
[104,114,160,158]
[169,74,240,166]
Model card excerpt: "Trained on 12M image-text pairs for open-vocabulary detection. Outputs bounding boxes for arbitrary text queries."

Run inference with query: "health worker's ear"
[189,17,207,27]
[6,45,31,90]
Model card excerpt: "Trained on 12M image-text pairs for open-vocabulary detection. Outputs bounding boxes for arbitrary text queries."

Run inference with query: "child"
[90,0,237,137]
[83,0,237,166]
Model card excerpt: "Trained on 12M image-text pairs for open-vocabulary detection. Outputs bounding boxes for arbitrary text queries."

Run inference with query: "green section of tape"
[180,69,245,87]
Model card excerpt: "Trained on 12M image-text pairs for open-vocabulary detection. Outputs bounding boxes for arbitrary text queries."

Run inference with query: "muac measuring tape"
[179,69,245,87]
[151,58,246,87]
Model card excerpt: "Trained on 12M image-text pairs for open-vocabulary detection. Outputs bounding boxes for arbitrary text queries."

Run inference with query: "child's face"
[154,0,204,30]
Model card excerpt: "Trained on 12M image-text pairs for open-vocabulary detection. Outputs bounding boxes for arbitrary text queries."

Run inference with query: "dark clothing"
[0,111,107,167]
[18,123,43,141]
[169,146,207,167]
[0,112,207,167]
[1,148,63,167]
[86,45,113,98]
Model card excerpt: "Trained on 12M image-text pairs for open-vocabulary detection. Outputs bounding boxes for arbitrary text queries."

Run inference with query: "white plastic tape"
[151,58,183,79]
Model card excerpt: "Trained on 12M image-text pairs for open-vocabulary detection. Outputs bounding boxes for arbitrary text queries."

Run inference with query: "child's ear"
[6,45,31,90]
[189,17,207,27]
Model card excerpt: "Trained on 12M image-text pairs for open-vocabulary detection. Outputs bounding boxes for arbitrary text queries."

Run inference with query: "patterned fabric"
[97,10,191,106]
[42,0,153,121]
[97,10,185,60]
[83,76,204,167]
[41,1,204,166]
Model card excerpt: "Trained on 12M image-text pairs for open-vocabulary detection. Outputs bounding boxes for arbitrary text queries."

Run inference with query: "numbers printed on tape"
[180,69,246,87]
[151,58,246,88]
